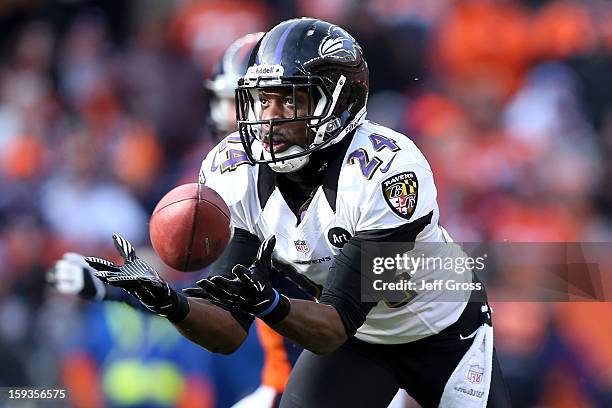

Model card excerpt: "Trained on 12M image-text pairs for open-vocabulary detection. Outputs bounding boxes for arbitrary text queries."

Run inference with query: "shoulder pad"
[199,132,256,206]
[344,121,429,183]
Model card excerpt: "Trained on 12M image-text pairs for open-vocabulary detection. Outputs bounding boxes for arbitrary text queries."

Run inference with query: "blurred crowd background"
[1,0,611,407]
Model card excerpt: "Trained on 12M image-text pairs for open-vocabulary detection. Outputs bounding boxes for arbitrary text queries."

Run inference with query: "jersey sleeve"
[319,236,378,336]
[354,162,438,234]
[322,128,442,336]
[319,212,434,337]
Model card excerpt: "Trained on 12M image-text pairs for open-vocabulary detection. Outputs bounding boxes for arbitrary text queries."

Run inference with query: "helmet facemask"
[236,72,362,173]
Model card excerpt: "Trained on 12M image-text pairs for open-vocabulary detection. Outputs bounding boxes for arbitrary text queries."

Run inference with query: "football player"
[50,31,401,408]
[84,18,512,407]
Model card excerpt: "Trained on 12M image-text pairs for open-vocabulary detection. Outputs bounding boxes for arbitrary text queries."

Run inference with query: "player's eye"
[259,96,268,105]
[285,96,294,106]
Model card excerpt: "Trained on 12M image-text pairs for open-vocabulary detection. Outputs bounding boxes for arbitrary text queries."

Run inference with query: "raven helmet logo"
[318,26,357,60]
[382,172,418,220]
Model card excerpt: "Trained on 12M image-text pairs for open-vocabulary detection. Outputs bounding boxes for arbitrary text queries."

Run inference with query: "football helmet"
[206,32,264,138]
[236,18,369,173]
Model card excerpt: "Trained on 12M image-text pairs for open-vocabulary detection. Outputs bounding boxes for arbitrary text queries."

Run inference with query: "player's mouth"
[262,140,290,153]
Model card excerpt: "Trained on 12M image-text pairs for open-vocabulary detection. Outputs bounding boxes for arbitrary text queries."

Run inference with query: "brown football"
[149,183,231,271]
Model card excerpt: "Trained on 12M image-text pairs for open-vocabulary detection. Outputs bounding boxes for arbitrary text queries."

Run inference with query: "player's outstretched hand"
[184,236,290,324]
[84,234,189,322]
[47,252,107,300]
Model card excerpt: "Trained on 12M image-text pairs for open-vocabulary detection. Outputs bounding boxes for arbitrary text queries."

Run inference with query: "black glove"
[184,236,290,324]
[85,234,189,322]
[47,252,107,300]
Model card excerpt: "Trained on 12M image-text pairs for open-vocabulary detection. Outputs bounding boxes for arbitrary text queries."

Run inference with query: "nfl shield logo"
[467,364,484,384]
[294,240,310,253]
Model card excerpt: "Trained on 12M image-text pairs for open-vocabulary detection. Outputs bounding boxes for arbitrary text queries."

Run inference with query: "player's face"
[257,88,311,153]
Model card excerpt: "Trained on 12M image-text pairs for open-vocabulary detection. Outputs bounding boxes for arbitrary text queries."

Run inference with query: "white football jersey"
[199,121,472,344]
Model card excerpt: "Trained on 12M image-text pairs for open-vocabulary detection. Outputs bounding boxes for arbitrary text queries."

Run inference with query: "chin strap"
[265,145,310,173]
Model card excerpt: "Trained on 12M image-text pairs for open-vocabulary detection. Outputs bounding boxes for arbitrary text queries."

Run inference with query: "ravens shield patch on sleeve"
[381,172,418,220]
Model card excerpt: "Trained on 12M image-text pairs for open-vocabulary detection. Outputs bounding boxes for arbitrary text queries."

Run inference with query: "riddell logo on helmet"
[247,64,284,77]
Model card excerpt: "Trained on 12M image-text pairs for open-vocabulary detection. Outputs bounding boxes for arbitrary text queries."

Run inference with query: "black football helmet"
[236,18,369,172]
[206,32,264,138]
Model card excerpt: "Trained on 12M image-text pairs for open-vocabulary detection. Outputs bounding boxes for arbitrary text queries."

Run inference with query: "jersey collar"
[256,132,354,211]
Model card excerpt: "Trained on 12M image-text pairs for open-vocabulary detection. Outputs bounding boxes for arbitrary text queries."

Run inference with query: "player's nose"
[260,100,285,121]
